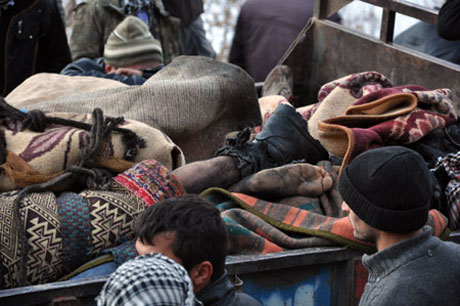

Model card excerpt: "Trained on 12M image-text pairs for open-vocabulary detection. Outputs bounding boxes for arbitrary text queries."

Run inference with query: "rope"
[0,99,145,286]
[0,97,146,163]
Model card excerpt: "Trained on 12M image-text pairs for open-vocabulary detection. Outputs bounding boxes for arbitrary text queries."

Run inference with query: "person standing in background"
[70,0,215,64]
[163,0,216,58]
[62,16,164,85]
[229,0,340,82]
[437,0,460,40]
[0,0,71,96]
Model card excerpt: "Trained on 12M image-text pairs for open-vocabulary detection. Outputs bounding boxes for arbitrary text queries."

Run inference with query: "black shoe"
[215,104,329,177]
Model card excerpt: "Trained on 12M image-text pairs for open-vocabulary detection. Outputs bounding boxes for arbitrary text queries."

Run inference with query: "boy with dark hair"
[135,194,260,306]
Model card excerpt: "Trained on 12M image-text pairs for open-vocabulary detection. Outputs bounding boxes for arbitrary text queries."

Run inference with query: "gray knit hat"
[338,146,432,233]
[104,16,163,68]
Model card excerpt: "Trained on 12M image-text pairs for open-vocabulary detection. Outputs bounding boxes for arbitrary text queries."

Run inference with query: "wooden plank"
[282,18,460,114]
[380,8,396,43]
[360,0,438,24]
[226,246,362,274]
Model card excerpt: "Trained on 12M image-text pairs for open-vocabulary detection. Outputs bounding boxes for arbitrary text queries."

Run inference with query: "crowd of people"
[1,0,460,305]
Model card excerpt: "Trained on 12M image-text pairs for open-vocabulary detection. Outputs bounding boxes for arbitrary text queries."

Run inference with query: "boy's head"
[135,194,228,293]
[104,16,163,72]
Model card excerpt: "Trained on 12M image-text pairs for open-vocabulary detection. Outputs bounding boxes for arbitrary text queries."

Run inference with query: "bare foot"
[228,163,333,198]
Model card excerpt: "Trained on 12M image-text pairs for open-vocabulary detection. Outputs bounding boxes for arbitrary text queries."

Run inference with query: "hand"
[114,67,143,77]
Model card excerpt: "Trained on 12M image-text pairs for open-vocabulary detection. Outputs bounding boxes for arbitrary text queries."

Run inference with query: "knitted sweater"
[360,227,460,306]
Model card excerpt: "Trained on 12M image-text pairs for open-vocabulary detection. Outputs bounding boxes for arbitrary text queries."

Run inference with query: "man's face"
[135,231,182,265]
[342,202,378,243]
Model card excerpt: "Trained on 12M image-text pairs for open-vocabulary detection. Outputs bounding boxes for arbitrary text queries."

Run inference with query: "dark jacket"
[229,0,339,82]
[163,0,203,27]
[438,0,460,41]
[395,21,460,65]
[196,271,261,306]
[60,57,163,85]
[0,0,71,96]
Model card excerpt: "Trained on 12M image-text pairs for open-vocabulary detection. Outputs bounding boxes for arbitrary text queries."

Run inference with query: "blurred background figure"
[62,16,164,85]
[70,0,214,65]
[394,0,460,65]
[437,0,460,41]
[164,0,216,58]
[228,0,340,82]
[0,0,71,96]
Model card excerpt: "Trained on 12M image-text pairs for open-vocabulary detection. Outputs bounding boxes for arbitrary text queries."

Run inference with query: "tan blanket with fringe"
[0,111,184,191]
[7,56,262,162]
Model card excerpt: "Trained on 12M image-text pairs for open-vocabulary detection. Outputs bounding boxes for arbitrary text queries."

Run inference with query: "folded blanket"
[306,72,457,170]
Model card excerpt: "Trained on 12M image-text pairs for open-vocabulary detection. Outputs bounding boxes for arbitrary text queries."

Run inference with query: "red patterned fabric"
[114,160,185,206]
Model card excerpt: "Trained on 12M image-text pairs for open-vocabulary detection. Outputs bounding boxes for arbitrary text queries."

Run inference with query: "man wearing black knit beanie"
[339,146,460,306]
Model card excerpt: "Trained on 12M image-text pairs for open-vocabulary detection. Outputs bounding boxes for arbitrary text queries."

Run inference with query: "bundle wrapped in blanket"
[0,160,184,288]
[201,161,448,255]
[6,56,262,162]
[0,101,184,192]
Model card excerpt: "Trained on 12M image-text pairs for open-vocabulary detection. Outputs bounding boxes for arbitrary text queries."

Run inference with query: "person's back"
[438,0,460,41]
[70,0,181,64]
[229,0,320,82]
[359,228,460,306]
[229,0,312,82]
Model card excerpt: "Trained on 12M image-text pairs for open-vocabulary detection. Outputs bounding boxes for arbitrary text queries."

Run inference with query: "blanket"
[304,71,457,170]
[202,161,449,255]
[0,160,184,288]
[0,108,184,191]
[6,56,262,162]
[3,158,449,288]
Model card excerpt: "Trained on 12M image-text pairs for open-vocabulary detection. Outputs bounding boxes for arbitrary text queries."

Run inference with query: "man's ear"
[105,63,116,74]
[189,261,213,293]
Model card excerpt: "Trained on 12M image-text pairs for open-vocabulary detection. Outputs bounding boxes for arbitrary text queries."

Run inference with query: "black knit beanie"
[338,146,432,233]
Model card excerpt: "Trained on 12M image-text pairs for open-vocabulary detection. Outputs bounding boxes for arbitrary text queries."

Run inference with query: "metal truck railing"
[1,1,460,305]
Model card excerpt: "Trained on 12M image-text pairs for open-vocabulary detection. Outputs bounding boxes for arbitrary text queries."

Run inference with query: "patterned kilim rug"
[0,160,184,288]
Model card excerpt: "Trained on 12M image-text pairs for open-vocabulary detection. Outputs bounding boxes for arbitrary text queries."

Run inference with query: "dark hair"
[135,194,228,281]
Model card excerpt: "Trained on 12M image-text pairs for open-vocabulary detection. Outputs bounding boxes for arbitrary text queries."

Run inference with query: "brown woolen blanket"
[7,56,262,162]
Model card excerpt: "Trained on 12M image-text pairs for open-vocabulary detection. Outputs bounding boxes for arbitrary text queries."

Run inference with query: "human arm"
[437,0,460,40]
